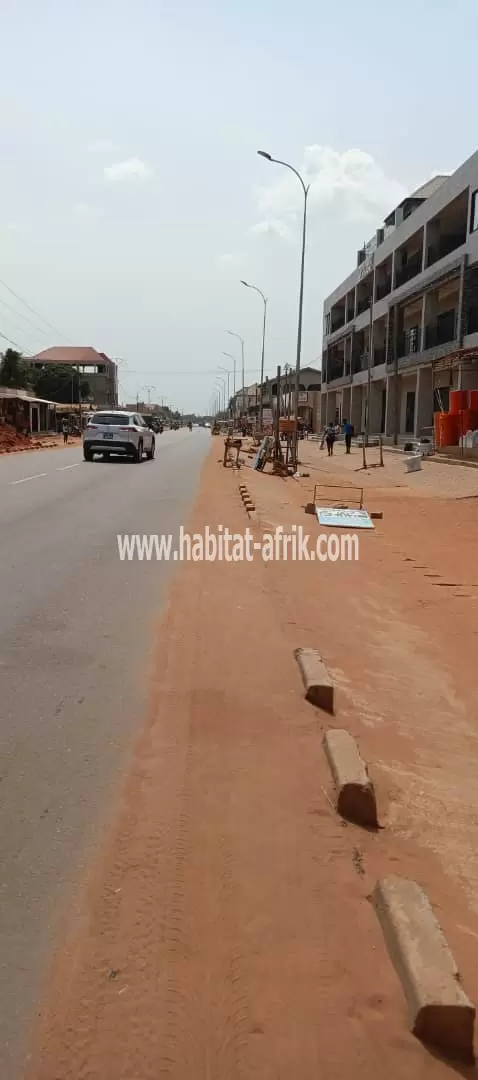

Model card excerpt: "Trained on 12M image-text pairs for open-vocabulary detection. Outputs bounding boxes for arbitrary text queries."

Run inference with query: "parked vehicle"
[83,410,155,462]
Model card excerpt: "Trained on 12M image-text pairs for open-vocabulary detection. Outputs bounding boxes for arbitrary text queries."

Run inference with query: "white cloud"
[73,202,103,219]
[104,157,153,182]
[3,221,27,232]
[218,252,245,267]
[255,145,406,234]
[87,138,115,154]
[249,218,293,240]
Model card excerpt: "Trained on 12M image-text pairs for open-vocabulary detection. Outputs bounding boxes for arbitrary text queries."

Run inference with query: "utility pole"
[274,364,281,460]
[227,332,245,418]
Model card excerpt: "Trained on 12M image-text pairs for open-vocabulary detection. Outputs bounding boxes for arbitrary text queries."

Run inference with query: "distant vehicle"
[141,414,156,430]
[204,422,211,429]
[83,410,155,462]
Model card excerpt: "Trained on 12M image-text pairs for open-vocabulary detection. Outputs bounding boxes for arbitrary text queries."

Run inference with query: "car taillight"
[88,424,98,429]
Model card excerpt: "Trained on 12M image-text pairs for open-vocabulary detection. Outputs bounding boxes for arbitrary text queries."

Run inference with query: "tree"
[0,348,28,388]
[31,364,90,404]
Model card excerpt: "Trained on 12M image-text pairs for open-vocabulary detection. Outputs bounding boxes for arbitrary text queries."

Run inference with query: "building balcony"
[427,231,467,267]
[395,254,423,289]
[357,295,371,315]
[327,360,345,382]
[467,306,478,335]
[397,327,420,359]
[375,279,392,301]
[373,347,386,367]
[330,314,346,333]
[425,312,457,349]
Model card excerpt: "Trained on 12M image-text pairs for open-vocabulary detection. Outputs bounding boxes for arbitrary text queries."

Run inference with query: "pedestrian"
[62,418,69,444]
[325,422,336,457]
[343,418,353,454]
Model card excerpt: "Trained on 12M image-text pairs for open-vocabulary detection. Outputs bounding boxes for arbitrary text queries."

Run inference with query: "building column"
[414,366,433,437]
[369,381,382,434]
[326,391,336,424]
[456,254,467,345]
[351,385,362,434]
[320,392,327,429]
[419,294,427,352]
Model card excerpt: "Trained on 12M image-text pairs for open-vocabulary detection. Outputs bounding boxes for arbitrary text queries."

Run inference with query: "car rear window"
[92,414,131,426]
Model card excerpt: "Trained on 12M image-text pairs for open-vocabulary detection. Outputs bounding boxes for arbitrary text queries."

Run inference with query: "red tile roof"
[27,346,114,367]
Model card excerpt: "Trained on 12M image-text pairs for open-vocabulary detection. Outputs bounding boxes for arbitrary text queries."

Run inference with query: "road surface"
[0,428,210,1080]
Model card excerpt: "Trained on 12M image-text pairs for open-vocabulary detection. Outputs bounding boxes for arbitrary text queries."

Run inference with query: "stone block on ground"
[323,729,377,826]
[294,647,334,714]
[373,876,475,1058]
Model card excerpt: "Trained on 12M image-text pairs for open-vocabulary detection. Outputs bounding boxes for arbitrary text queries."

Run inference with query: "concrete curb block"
[294,647,334,714]
[322,729,378,827]
[237,482,257,518]
[373,876,475,1058]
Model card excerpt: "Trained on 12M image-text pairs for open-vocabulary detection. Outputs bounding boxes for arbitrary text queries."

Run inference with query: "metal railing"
[395,255,423,288]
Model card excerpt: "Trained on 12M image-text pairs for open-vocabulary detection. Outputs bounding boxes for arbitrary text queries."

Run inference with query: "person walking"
[325,422,336,457]
[62,418,69,445]
[344,418,353,454]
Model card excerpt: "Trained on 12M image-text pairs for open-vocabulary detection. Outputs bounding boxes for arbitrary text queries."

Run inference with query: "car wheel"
[135,439,143,463]
[83,447,93,461]
[146,438,155,460]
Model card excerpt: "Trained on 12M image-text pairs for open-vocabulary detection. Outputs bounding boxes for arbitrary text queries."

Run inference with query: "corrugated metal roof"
[0,386,57,405]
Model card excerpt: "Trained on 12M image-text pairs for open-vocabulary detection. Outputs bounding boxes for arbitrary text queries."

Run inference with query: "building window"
[470,190,478,233]
[325,313,331,335]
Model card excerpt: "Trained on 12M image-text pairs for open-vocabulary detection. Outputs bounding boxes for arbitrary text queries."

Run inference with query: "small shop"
[0,387,57,435]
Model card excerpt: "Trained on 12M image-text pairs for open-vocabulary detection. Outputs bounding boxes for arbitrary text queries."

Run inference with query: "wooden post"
[274,364,281,460]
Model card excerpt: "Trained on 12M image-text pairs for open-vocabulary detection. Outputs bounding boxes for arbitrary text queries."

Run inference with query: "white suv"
[83,411,155,462]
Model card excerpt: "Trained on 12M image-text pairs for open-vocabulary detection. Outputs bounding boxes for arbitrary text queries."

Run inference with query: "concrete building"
[26,347,118,408]
[262,366,322,430]
[230,367,322,429]
[321,151,478,439]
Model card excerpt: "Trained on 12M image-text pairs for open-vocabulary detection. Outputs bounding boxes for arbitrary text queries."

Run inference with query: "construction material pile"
[0,423,57,454]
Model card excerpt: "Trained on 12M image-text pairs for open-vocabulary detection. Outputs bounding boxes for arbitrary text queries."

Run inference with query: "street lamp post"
[222,352,236,403]
[241,279,267,432]
[227,331,245,420]
[215,375,226,416]
[219,365,231,417]
[142,384,156,407]
[257,150,310,468]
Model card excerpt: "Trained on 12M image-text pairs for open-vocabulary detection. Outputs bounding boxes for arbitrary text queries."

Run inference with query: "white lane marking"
[9,472,47,485]
[56,463,80,471]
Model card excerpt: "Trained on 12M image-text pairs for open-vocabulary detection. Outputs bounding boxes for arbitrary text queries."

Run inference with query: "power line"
[118,368,281,376]
[0,328,23,350]
[0,307,47,353]
[0,295,50,341]
[0,277,72,343]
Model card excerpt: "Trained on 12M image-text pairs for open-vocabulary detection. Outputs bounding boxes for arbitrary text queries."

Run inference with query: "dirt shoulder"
[0,427,81,455]
[26,440,478,1079]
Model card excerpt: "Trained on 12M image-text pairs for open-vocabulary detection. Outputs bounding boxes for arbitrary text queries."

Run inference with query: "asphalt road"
[0,428,210,1079]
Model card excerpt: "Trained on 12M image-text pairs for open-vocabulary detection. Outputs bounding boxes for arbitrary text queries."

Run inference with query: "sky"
[1,0,478,413]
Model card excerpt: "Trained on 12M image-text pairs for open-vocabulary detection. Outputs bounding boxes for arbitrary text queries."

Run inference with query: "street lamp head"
[257,150,272,161]
[240,280,250,288]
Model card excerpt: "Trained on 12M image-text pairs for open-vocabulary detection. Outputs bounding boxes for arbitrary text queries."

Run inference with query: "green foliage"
[0,348,28,388]
[31,364,90,404]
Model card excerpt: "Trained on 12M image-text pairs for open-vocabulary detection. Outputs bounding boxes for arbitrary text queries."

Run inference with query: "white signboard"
[315,507,374,529]
[262,408,273,425]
